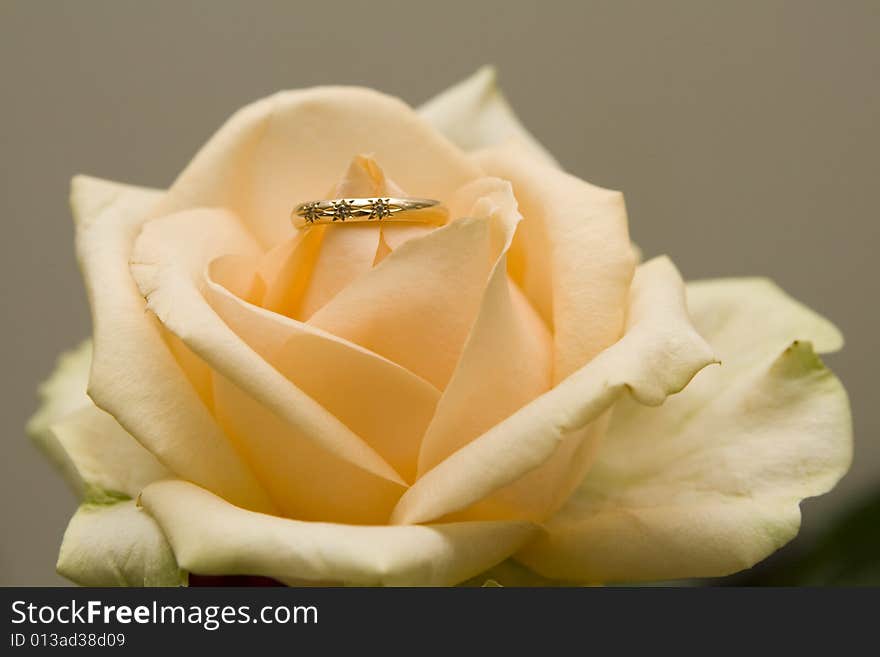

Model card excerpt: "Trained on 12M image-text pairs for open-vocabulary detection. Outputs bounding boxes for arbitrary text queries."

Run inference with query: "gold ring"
[291,197,445,229]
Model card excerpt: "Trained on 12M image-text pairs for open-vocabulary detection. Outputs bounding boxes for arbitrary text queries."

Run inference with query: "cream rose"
[28,67,852,586]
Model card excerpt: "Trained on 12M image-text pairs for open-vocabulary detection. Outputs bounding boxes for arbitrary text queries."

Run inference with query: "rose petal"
[295,225,384,319]
[140,480,536,586]
[416,180,553,475]
[150,89,482,248]
[71,176,272,512]
[377,223,436,254]
[517,279,852,582]
[206,262,440,485]
[28,341,172,499]
[57,500,185,587]
[419,66,558,166]
[210,377,405,524]
[391,257,717,525]
[256,224,435,320]
[475,143,637,383]
[308,178,521,390]
[258,232,319,317]
[688,277,843,356]
[50,405,171,499]
[27,341,93,481]
[130,207,409,521]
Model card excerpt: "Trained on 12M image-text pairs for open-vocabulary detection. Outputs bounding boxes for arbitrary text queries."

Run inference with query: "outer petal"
[150,88,482,247]
[27,341,93,483]
[28,342,171,499]
[72,175,272,512]
[30,342,182,586]
[50,406,171,500]
[57,500,185,587]
[688,277,843,356]
[475,143,637,383]
[140,480,536,587]
[518,279,852,582]
[419,66,557,166]
[391,257,717,524]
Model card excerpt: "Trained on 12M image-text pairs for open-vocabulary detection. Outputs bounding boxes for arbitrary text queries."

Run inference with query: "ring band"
[291,197,444,229]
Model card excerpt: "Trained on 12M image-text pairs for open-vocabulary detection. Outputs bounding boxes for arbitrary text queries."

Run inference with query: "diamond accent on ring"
[331,199,354,221]
[370,198,392,220]
[302,201,322,224]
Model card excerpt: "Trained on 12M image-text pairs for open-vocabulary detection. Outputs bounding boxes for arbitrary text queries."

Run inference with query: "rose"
[28,67,852,586]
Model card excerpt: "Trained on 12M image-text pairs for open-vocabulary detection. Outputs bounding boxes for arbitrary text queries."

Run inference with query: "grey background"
[1,1,877,585]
